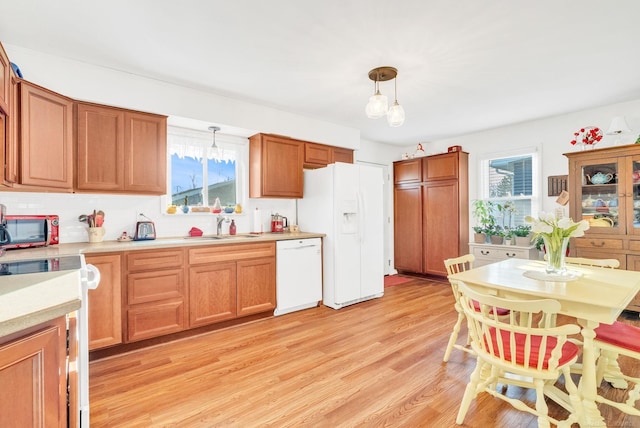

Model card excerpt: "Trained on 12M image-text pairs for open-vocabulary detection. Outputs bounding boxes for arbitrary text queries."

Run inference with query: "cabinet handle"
[505,253,516,258]
[480,250,490,255]
[590,241,606,247]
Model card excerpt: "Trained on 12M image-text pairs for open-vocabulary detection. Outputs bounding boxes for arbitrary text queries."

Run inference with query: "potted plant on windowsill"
[472,200,495,243]
[512,224,533,246]
[486,225,505,245]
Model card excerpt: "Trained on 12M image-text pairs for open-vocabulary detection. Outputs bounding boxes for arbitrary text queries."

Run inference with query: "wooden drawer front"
[127,249,184,271]
[305,142,331,165]
[573,238,623,250]
[394,159,422,183]
[471,246,531,261]
[189,242,275,264]
[127,300,184,342]
[423,153,458,181]
[628,240,640,252]
[127,269,184,305]
[574,249,626,269]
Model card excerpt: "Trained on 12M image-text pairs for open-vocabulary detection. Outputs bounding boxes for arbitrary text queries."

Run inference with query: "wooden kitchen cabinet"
[18,80,74,190]
[188,242,276,328]
[0,41,9,114]
[393,152,469,276]
[0,316,67,428]
[303,141,354,169]
[565,145,640,311]
[4,71,18,185]
[249,133,304,198]
[125,249,186,342]
[76,103,166,194]
[85,253,122,350]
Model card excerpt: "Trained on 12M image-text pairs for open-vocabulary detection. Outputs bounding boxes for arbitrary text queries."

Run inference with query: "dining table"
[448,258,640,427]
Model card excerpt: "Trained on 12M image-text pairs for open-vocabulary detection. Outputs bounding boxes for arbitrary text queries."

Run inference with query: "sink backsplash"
[1,192,297,243]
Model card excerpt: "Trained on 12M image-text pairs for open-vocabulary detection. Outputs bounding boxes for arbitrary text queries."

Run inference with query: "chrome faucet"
[216,215,228,236]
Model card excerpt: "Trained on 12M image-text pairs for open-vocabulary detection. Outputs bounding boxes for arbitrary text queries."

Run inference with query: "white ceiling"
[2,0,640,146]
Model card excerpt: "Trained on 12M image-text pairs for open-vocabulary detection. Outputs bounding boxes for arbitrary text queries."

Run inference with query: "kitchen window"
[478,147,540,228]
[167,126,247,210]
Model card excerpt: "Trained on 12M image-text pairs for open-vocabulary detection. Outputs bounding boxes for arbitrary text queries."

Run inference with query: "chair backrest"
[444,254,475,276]
[457,281,580,371]
[565,256,619,269]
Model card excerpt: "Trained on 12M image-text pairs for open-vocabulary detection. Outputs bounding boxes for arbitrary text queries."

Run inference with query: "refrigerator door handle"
[357,191,366,244]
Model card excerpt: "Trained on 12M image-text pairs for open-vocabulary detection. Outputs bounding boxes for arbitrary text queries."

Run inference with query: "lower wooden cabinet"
[86,254,123,350]
[0,316,67,428]
[188,242,276,329]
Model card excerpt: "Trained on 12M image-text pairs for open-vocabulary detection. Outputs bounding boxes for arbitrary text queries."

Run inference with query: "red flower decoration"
[570,126,603,146]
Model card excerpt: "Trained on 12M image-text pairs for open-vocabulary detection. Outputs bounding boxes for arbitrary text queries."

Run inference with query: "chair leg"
[456,359,484,425]
[598,349,629,389]
[533,378,551,428]
[443,311,465,362]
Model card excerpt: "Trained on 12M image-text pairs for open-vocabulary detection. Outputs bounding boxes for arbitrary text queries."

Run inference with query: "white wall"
[403,99,640,236]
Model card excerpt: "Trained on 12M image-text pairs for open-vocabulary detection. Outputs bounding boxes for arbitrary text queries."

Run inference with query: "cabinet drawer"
[126,300,184,342]
[628,240,640,252]
[127,268,184,305]
[573,238,623,250]
[471,246,531,261]
[127,249,184,271]
[189,242,275,264]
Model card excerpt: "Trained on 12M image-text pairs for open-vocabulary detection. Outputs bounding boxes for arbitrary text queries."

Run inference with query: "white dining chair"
[443,255,510,362]
[455,281,584,427]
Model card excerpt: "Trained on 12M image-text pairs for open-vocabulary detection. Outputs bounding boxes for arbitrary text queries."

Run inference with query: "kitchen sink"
[185,234,261,240]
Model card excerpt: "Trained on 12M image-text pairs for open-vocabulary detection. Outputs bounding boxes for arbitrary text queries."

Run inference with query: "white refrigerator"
[297,162,384,309]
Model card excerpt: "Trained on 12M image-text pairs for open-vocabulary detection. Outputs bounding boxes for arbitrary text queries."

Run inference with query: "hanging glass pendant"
[387,101,405,127]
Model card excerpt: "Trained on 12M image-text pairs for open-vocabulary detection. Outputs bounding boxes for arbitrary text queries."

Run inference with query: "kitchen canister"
[88,227,105,243]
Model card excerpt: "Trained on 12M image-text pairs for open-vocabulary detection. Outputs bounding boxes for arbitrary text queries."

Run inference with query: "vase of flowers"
[526,213,589,275]
[570,126,603,150]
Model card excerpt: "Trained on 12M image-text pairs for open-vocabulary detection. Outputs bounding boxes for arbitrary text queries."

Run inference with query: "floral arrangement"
[526,213,589,272]
[570,126,603,147]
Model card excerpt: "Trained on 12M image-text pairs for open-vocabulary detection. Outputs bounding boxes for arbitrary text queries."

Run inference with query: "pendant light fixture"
[365,66,405,127]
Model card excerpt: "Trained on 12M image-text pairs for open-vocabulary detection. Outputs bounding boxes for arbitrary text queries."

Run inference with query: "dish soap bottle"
[229,219,236,235]
[212,197,222,213]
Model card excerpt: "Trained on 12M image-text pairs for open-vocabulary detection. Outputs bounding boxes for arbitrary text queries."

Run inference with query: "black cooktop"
[0,256,82,276]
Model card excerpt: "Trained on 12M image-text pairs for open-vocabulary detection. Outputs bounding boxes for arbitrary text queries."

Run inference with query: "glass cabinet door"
[629,156,640,236]
[577,157,625,235]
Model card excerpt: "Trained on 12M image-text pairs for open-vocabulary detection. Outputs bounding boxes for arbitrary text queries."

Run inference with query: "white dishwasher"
[275,238,322,316]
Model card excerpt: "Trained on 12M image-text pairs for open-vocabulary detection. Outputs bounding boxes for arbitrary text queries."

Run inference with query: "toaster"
[134,221,156,241]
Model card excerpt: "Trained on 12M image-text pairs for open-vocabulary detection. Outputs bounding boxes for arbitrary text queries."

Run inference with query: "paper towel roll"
[252,208,262,233]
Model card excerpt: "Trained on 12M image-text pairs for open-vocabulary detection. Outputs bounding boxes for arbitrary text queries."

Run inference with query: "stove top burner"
[0,256,82,276]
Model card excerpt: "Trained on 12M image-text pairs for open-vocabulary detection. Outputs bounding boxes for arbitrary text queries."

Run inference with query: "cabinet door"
[393,186,423,272]
[85,254,122,350]
[0,317,67,428]
[19,81,73,189]
[0,42,9,114]
[423,181,460,276]
[626,255,640,311]
[333,147,353,164]
[394,159,422,184]
[423,152,459,181]
[4,73,17,184]
[127,300,184,342]
[304,142,331,167]
[123,111,167,194]
[626,155,640,236]
[249,134,304,198]
[237,257,276,317]
[76,103,125,191]
[189,262,237,327]
[573,156,625,235]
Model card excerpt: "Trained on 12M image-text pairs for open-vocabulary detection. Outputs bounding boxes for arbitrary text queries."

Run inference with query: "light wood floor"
[90,276,640,427]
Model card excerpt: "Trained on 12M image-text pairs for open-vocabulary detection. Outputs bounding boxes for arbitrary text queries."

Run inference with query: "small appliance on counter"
[134,213,156,241]
[0,204,60,249]
[271,213,287,233]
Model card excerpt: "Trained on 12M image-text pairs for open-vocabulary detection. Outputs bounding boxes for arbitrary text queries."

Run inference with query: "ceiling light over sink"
[365,66,405,127]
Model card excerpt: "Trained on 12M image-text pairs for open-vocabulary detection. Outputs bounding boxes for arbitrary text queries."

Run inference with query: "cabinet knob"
[506,253,516,258]
[480,250,490,255]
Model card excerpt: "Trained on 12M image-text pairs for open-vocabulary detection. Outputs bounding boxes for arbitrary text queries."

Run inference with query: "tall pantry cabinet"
[393,151,469,276]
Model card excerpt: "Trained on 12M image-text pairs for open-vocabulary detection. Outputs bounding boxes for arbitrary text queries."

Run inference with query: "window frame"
[477,146,541,227]
[163,126,248,215]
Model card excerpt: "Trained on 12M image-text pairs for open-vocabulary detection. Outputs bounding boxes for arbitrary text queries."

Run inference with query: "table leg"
[578,318,606,427]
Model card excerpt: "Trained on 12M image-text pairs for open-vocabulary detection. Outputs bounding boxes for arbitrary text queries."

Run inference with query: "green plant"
[472,200,496,231]
[512,224,531,237]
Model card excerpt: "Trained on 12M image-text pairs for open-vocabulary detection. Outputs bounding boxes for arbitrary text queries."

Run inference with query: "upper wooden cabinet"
[0,42,10,114]
[249,133,304,198]
[76,103,166,194]
[18,80,74,190]
[394,158,422,184]
[304,142,353,169]
[4,71,18,185]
